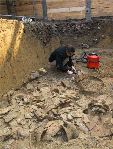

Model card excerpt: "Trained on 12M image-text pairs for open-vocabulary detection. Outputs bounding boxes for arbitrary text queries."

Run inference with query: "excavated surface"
[0,17,113,149]
[0,48,113,149]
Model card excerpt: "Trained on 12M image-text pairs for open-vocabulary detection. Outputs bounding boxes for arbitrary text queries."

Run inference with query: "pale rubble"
[26,83,34,90]
[3,110,18,123]
[0,127,12,139]
[0,105,15,115]
[67,114,73,121]
[30,71,39,80]
[0,52,113,148]
[38,68,47,75]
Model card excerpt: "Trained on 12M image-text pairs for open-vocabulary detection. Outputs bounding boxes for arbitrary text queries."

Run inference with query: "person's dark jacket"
[49,46,74,72]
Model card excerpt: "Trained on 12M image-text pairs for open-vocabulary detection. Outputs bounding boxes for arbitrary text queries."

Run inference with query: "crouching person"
[49,45,76,75]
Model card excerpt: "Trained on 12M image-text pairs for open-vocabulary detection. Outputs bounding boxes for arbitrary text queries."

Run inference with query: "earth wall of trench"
[0,19,61,97]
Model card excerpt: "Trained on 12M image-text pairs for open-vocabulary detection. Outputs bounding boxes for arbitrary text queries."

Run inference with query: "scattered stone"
[3,111,18,123]
[26,83,34,90]
[60,114,67,121]
[35,108,46,120]
[9,119,18,128]
[75,109,84,117]
[38,68,47,75]
[61,80,71,89]
[78,123,89,134]
[0,127,11,137]
[45,111,54,120]
[90,124,105,137]
[24,113,33,119]
[83,114,90,123]
[63,121,78,141]
[32,90,40,97]
[30,71,39,80]
[23,96,31,104]
[40,87,50,93]
[59,95,66,98]
[36,102,45,108]
[67,114,73,121]
[52,109,58,115]
[42,120,64,141]
[86,121,96,131]
[17,127,29,138]
[51,87,60,94]
[0,106,14,115]
[17,118,26,125]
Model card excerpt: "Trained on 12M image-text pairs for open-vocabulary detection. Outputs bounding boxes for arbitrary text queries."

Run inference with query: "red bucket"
[87,53,100,68]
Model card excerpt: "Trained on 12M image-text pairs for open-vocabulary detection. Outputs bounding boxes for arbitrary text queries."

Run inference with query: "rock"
[78,123,89,134]
[38,68,47,75]
[90,124,105,137]
[11,93,26,104]
[59,95,66,98]
[42,120,64,141]
[0,127,12,137]
[40,87,50,93]
[32,119,49,143]
[101,113,112,123]
[88,99,110,115]
[67,114,73,121]
[30,105,38,110]
[23,96,30,104]
[17,127,29,138]
[97,94,112,105]
[61,80,71,89]
[60,114,67,121]
[32,91,39,97]
[35,108,46,120]
[30,71,39,80]
[51,87,60,94]
[63,121,78,141]
[26,83,34,90]
[17,118,26,125]
[45,111,54,120]
[83,114,90,123]
[52,109,58,115]
[24,113,33,119]
[3,111,18,123]
[0,105,14,115]
[75,109,84,117]
[76,95,89,109]
[64,90,77,99]
[36,102,45,108]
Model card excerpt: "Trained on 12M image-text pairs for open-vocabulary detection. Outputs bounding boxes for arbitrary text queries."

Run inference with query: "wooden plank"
[47,7,85,14]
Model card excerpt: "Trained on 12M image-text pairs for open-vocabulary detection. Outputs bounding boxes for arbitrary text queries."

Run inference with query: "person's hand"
[71,66,76,71]
[67,70,73,75]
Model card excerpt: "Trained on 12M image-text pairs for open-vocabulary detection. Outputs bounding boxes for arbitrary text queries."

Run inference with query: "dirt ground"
[0,17,113,149]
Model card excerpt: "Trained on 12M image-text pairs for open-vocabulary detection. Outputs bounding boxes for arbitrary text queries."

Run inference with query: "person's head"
[66,45,75,56]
